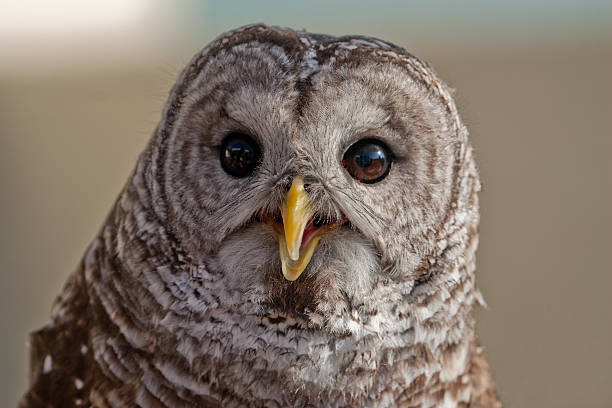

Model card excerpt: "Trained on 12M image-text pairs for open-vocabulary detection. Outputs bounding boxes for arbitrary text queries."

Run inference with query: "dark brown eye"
[341,139,392,184]
[220,133,261,178]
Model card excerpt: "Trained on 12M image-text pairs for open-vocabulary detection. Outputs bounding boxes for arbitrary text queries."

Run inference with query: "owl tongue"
[300,219,320,249]
[301,216,347,249]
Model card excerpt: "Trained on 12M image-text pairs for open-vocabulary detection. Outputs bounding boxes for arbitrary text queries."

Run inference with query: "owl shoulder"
[19,265,91,407]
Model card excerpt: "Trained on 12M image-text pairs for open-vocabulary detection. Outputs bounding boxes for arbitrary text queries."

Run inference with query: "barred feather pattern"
[20,25,499,407]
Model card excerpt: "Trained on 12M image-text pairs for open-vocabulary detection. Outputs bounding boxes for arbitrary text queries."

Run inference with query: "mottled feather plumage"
[20,24,499,407]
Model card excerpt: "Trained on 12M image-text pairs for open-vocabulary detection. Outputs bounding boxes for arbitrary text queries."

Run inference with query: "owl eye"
[341,138,392,184]
[220,133,262,178]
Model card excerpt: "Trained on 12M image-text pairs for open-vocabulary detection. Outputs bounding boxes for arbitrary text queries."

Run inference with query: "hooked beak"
[279,176,316,281]
[274,176,342,281]
[281,176,312,261]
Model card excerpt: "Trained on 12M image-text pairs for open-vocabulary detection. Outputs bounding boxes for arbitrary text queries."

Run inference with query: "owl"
[20,24,500,407]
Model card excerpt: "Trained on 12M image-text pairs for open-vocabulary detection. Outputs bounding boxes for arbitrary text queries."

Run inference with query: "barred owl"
[20,24,500,407]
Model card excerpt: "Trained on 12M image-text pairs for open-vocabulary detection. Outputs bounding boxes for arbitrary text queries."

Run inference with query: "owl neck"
[83,226,483,405]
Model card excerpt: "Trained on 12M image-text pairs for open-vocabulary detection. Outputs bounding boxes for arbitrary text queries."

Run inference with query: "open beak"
[273,176,342,281]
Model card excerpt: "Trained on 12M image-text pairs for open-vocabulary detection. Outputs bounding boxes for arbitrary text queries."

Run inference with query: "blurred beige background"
[1,1,611,407]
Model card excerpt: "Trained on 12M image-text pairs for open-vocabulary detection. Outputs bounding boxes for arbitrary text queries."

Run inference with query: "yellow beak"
[279,176,318,281]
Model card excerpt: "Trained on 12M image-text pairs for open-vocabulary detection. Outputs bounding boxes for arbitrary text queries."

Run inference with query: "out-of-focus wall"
[1,1,611,406]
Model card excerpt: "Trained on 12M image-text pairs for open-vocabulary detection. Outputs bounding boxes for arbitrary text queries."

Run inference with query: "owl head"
[137,24,480,335]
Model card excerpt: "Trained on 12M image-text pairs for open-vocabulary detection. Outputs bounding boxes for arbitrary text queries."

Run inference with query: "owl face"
[159,29,459,328]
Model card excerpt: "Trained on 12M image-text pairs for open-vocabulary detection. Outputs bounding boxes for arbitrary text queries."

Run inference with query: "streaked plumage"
[20,24,499,407]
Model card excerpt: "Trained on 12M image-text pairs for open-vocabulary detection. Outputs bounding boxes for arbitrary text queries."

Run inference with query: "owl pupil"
[355,149,385,168]
[220,133,261,178]
[342,139,391,184]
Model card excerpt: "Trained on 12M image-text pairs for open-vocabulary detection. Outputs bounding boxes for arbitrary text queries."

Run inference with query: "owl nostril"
[272,211,283,224]
[257,210,283,226]
[312,214,325,227]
